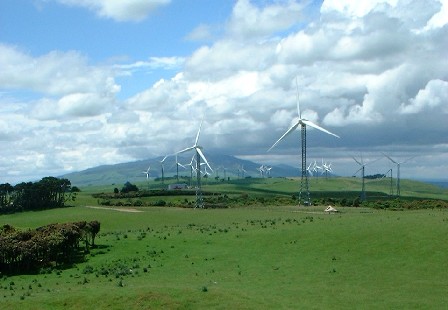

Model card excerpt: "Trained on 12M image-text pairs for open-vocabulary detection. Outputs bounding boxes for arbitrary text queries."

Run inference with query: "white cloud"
[424,0,448,30]
[185,24,215,41]
[2,0,448,182]
[400,79,448,114]
[54,0,171,22]
[227,0,303,40]
[321,0,399,17]
[0,44,119,96]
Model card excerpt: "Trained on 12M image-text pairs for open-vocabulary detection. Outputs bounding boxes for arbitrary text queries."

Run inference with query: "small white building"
[168,183,188,190]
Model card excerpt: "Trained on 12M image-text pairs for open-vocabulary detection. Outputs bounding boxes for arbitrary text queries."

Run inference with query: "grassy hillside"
[1,205,448,309]
[61,155,295,187]
[1,177,446,309]
[81,176,447,204]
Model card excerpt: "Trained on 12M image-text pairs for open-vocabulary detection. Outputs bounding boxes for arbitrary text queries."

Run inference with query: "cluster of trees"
[0,177,76,214]
[0,221,100,275]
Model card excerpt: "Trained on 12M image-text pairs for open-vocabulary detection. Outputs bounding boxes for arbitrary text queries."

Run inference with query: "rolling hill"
[61,154,297,186]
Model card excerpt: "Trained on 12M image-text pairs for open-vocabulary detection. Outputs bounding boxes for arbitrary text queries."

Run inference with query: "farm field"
[1,177,448,309]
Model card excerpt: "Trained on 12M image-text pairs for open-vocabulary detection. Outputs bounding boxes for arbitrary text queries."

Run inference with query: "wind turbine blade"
[196,148,213,172]
[402,156,416,164]
[161,155,168,163]
[352,156,362,166]
[302,120,340,138]
[268,122,300,152]
[177,163,186,169]
[353,167,363,176]
[194,120,203,146]
[365,156,382,166]
[382,152,397,164]
[177,146,195,154]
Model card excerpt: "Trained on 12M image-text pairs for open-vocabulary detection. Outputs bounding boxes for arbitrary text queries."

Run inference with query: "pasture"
[1,177,447,309]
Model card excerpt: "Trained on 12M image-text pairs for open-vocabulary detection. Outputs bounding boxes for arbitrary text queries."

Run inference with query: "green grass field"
[1,177,447,309]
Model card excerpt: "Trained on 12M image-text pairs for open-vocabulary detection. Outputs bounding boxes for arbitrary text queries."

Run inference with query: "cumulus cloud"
[227,0,303,40]
[0,44,119,96]
[53,0,171,22]
[400,79,448,114]
[2,0,448,182]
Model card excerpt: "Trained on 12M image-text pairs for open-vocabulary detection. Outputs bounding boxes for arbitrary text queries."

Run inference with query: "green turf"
[1,177,447,309]
[1,205,448,309]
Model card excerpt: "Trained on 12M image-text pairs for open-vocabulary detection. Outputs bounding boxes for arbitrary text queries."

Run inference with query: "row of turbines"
[352,153,415,201]
[141,77,414,208]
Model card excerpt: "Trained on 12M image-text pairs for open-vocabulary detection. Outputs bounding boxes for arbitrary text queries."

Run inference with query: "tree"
[0,183,14,211]
[1,177,74,215]
[121,181,138,193]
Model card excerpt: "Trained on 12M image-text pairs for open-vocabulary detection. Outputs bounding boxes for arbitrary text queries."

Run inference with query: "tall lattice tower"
[195,151,204,209]
[298,124,311,206]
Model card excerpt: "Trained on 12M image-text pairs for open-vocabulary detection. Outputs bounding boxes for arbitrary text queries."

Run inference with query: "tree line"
[0,177,76,214]
[0,221,100,275]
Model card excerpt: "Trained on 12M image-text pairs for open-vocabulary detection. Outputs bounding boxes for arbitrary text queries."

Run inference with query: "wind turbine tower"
[383,153,414,198]
[160,155,168,184]
[174,154,186,182]
[268,80,340,206]
[353,155,380,201]
[142,165,151,189]
[177,121,213,208]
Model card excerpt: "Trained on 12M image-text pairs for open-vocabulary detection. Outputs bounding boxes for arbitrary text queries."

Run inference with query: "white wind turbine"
[268,79,340,205]
[312,160,321,181]
[159,155,168,184]
[174,154,186,182]
[352,155,380,202]
[322,160,332,179]
[265,166,272,177]
[186,154,197,187]
[382,153,415,197]
[142,165,151,189]
[142,165,151,179]
[258,165,265,178]
[306,162,313,177]
[176,120,213,208]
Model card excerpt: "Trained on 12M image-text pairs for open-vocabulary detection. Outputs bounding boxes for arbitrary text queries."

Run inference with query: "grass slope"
[1,177,447,309]
[1,206,448,309]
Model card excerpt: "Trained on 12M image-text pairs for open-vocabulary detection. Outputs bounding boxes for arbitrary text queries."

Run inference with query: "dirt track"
[85,206,143,213]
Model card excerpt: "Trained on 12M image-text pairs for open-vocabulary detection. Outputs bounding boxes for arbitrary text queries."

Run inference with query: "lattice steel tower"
[195,151,204,209]
[298,124,311,206]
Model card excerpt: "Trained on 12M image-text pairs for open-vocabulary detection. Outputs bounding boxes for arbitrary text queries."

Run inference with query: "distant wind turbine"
[174,154,186,182]
[142,165,151,190]
[382,153,415,197]
[142,165,151,179]
[159,155,169,184]
[268,78,340,205]
[176,120,213,208]
[352,155,380,201]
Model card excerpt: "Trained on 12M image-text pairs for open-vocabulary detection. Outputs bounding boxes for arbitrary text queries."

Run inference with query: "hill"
[61,154,296,187]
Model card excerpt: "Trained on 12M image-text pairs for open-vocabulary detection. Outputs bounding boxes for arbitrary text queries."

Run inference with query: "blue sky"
[0,0,447,184]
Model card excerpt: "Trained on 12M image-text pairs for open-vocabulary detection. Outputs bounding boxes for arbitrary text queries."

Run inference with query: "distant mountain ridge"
[61,154,297,186]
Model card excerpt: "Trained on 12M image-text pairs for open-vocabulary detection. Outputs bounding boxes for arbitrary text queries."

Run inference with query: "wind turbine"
[174,154,186,182]
[382,153,415,198]
[159,155,168,184]
[176,121,213,208]
[186,154,197,187]
[306,162,313,177]
[312,160,321,181]
[268,79,340,206]
[352,155,380,202]
[381,168,394,197]
[142,165,151,179]
[258,165,265,178]
[322,160,332,179]
[142,165,151,190]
